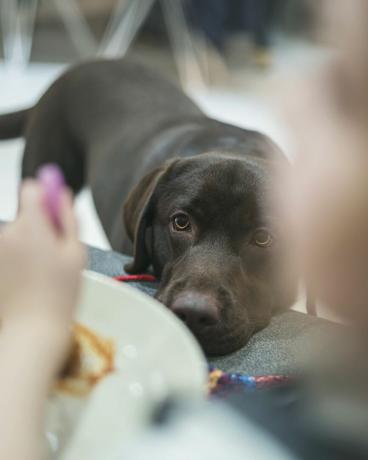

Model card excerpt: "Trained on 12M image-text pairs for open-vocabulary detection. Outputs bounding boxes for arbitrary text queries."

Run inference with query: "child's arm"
[0,181,85,460]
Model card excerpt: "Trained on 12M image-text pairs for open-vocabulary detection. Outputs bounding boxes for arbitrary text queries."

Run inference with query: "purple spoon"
[37,164,65,230]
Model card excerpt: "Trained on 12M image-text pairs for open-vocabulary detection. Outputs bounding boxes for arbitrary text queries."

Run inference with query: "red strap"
[114,274,157,283]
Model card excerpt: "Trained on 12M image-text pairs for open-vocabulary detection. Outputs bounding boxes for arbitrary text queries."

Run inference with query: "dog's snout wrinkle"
[217,285,235,309]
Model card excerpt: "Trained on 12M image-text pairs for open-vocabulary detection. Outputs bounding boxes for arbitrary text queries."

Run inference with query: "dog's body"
[0,58,296,355]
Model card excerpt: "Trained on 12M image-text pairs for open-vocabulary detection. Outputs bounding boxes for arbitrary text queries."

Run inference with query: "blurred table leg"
[98,0,155,58]
[0,0,38,68]
[161,0,207,89]
[0,0,208,89]
[52,0,97,58]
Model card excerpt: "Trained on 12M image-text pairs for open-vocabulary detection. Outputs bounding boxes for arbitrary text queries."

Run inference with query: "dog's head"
[123,152,296,355]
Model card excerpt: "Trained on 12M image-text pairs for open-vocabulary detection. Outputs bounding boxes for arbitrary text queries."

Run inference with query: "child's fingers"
[59,189,79,240]
[18,181,47,219]
[59,191,85,268]
[18,181,61,239]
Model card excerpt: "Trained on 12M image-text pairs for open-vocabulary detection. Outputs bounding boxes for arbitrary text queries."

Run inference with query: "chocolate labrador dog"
[0,59,296,355]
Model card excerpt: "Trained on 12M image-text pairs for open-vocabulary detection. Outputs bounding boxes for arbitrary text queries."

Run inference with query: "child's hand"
[0,181,85,460]
[0,181,85,357]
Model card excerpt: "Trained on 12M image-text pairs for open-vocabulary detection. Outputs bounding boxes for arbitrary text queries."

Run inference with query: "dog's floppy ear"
[123,162,174,274]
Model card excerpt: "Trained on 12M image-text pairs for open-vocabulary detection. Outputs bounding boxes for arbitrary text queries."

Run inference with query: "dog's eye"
[172,213,191,232]
[253,228,273,247]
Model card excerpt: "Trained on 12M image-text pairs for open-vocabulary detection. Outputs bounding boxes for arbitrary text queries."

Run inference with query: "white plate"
[46,270,207,460]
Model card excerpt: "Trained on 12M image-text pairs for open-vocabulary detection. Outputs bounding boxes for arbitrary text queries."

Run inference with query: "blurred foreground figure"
[286,0,368,323]
[275,0,368,457]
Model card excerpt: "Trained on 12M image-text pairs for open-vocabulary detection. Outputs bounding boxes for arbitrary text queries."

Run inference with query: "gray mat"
[87,246,338,375]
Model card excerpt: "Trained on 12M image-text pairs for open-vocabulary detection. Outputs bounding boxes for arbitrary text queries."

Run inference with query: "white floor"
[0,63,111,249]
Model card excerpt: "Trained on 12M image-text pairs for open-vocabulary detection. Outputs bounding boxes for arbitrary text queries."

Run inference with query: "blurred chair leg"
[98,0,155,58]
[52,0,98,58]
[161,0,207,90]
[98,0,132,55]
[0,0,38,68]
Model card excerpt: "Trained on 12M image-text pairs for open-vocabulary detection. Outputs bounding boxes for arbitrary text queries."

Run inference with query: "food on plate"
[56,323,115,396]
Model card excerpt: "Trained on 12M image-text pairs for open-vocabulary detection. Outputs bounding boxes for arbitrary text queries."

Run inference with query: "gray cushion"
[209,311,335,375]
[87,246,339,375]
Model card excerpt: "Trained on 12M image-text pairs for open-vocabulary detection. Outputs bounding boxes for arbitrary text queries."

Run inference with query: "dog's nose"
[171,292,220,329]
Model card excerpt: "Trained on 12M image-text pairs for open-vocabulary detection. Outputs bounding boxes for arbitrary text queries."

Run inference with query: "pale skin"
[280,0,368,322]
[0,181,85,460]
